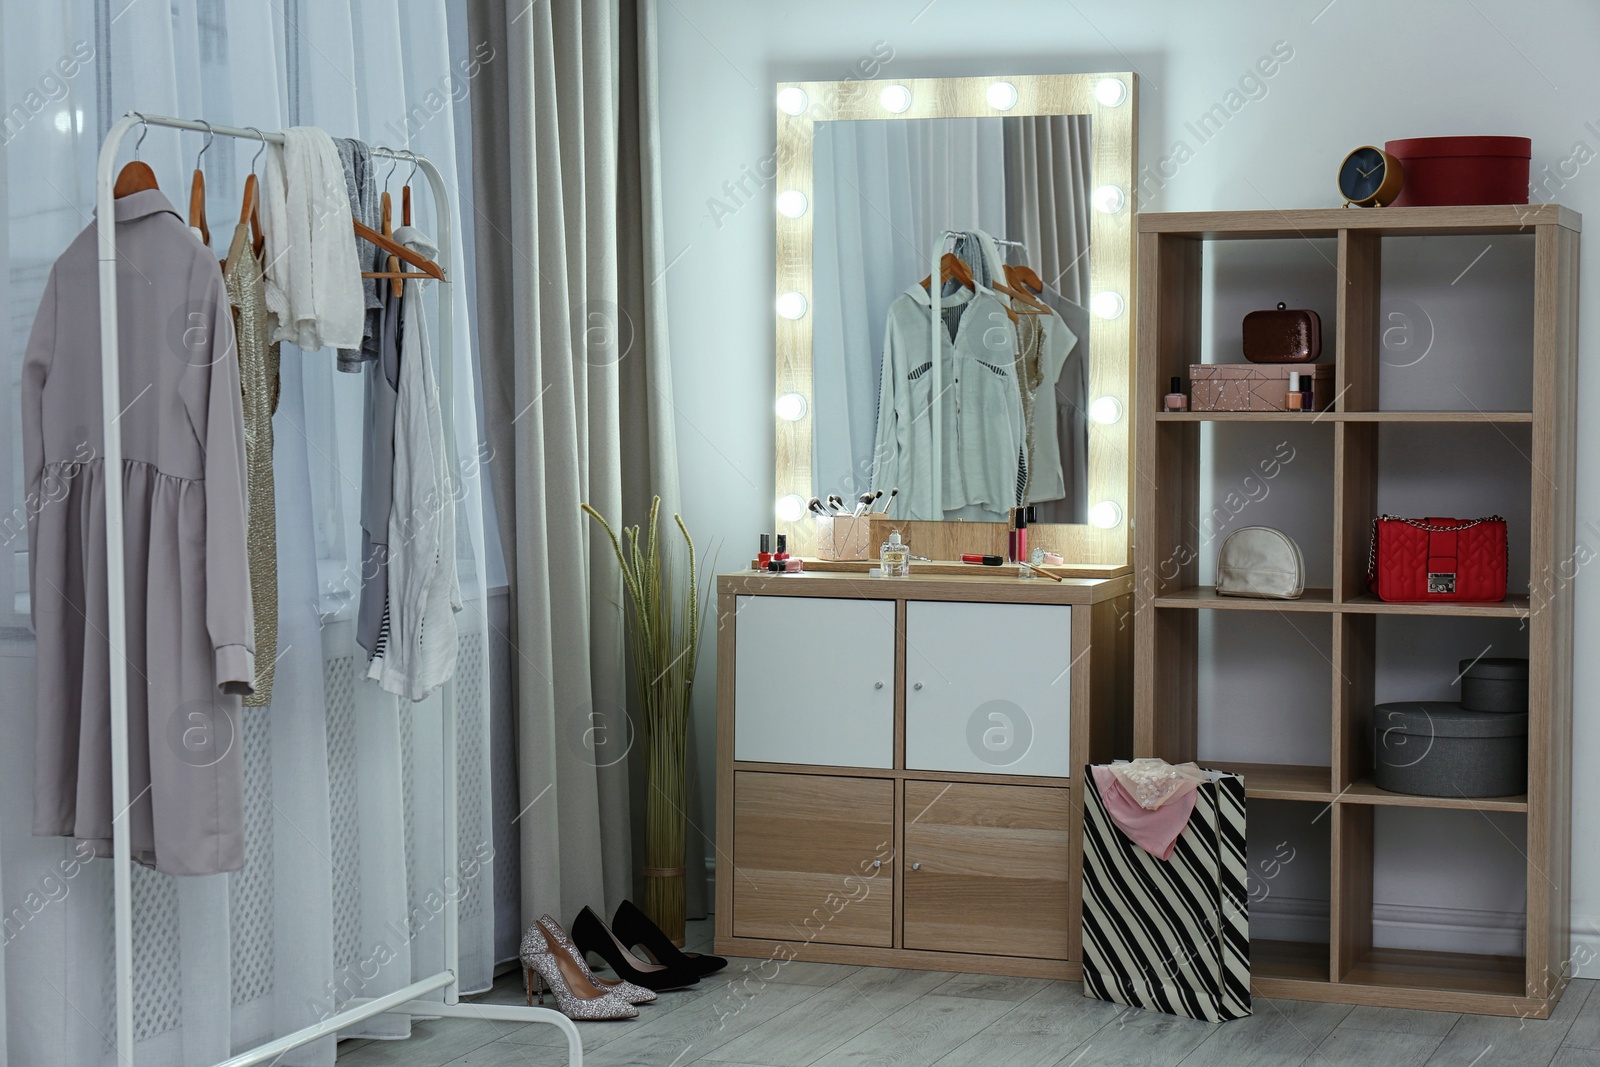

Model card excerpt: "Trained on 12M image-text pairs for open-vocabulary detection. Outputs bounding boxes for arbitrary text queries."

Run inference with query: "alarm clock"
[1338,146,1405,207]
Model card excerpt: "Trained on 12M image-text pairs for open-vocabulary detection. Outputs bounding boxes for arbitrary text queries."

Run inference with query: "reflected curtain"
[463,0,700,931]
[808,114,1092,524]
[0,2,498,1064]
[1005,115,1092,524]
[810,118,1007,506]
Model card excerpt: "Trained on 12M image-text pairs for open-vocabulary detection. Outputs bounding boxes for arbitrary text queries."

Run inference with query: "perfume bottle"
[879,530,910,577]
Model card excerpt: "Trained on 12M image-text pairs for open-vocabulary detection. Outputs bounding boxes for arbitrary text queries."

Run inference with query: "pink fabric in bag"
[1091,766,1199,861]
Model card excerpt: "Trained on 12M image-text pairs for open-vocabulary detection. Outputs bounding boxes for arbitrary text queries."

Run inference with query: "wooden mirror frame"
[773,73,1138,569]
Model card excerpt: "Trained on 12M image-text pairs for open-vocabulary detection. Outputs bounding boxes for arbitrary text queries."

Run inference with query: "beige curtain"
[465,0,704,934]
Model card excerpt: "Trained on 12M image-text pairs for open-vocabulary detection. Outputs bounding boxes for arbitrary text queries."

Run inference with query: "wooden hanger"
[239,127,267,258]
[1004,262,1047,295]
[997,265,1050,314]
[355,217,443,289]
[113,118,159,198]
[918,252,975,291]
[188,121,213,246]
[919,253,1022,324]
[358,152,443,291]
[401,150,418,227]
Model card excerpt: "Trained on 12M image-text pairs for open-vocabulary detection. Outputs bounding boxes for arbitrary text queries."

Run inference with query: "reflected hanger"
[189,120,213,246]
[920,254,1023,324]
[113,115,160,197]
[997,265,1050,313]
[919,252,975,292]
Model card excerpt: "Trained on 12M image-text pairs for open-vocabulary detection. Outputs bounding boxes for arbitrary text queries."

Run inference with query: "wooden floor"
[335,920,1600,1067]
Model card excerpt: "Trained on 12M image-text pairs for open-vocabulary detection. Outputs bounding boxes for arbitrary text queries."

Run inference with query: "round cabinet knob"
[911,861,922,871]
[874,681,884,690]
[872,860,882,868]
[913,682,924,691]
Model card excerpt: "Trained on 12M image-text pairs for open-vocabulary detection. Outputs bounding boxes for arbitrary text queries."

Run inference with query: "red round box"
[1384,136,1531,206]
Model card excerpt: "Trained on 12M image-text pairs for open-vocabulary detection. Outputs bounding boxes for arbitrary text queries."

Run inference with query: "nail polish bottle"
[1163,376,1189,412]
[1286,371,1304,412]
[757,533,772,568]
[1300,373,1315,412]
[774,534,789,562]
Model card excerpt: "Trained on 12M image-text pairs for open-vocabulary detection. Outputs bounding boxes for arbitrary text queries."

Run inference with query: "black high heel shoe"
[570,906,700,991]
[613,899,728,977]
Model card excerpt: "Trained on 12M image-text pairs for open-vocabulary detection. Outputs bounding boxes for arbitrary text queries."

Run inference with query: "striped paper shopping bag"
[1081,767,1252,1021]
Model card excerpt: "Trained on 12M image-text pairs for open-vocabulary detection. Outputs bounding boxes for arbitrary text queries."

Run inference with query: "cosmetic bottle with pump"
[880,529,910,577]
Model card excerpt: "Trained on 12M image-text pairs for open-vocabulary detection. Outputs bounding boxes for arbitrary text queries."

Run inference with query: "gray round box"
[1457,657,1529,713]
[1373,701,1528,798]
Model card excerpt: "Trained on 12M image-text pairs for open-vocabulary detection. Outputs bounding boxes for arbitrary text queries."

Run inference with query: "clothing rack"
[92,113,582,1067]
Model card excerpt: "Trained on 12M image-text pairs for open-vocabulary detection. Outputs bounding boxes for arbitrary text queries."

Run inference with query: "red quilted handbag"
[1367,515,1507,603]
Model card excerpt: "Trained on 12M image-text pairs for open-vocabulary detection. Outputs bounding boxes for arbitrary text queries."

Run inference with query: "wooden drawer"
[902,781,1073,960]
[732,771,894,947]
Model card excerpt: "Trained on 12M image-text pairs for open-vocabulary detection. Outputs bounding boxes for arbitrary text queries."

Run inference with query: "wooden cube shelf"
[1132,205,1579,1018]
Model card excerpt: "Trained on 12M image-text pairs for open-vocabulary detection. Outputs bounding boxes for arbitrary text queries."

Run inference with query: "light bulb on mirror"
[987,81,1018,110]
[879,84,912,113]
[1088,396,1124,425]
[776,291,808,320]
[775,393,809,421]
[1094,78,1128,107]
[776,494,807,523]
[776,190,808,218]
[1092,184,1126,214]
[1090,291,1125,320]
[1088,500,1123,529]
[776,87,809,115]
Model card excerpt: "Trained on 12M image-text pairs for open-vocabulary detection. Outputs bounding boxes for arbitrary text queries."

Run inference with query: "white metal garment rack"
[92,113,582,1067]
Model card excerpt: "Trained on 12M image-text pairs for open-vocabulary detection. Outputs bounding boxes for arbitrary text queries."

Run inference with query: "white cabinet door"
[904,601,1073,777]
[734,595,896,768]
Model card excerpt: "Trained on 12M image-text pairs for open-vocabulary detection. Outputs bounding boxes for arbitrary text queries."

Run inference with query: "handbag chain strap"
[1366,515,1505,580]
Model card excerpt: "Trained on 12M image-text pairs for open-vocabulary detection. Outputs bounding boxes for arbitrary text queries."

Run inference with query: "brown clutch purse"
[1242,302,1322,363]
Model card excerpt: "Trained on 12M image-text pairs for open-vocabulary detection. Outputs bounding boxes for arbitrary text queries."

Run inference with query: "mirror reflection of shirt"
[871,283,1025,519]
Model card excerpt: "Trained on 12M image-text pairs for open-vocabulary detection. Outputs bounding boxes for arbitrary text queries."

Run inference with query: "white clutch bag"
[1215,526,1305,600]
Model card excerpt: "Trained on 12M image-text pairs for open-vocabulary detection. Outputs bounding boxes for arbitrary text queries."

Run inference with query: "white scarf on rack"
[262,126,365,351]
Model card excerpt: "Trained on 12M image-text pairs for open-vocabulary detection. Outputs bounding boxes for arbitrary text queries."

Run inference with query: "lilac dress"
[22,188,255,876]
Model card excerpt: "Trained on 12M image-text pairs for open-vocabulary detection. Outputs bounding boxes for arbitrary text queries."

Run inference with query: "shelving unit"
[1133,205,1579,1018]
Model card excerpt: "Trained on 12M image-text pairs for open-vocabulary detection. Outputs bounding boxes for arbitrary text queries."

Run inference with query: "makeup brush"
[852,491,876,518]
[807,496,827,517]
[881,487,899,515]
[828,494,847,513]
[1018,559,1064,583]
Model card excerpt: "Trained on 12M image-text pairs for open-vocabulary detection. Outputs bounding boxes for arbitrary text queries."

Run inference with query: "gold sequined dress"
[1009,298,1047,503]
[224,223,280,706]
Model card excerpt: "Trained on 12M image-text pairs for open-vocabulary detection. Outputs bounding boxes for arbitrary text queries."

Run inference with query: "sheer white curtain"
[0,2,500,1064]
[810,117,1007,505]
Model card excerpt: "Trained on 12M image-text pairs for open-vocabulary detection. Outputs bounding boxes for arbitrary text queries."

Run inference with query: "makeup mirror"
[773,74,1137,567]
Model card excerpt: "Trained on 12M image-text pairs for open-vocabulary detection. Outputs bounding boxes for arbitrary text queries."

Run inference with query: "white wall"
[658,0,1600,969]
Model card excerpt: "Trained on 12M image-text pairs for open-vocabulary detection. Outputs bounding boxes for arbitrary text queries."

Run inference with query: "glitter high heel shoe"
[538,914,657,1005]
[520,923,638,1021]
